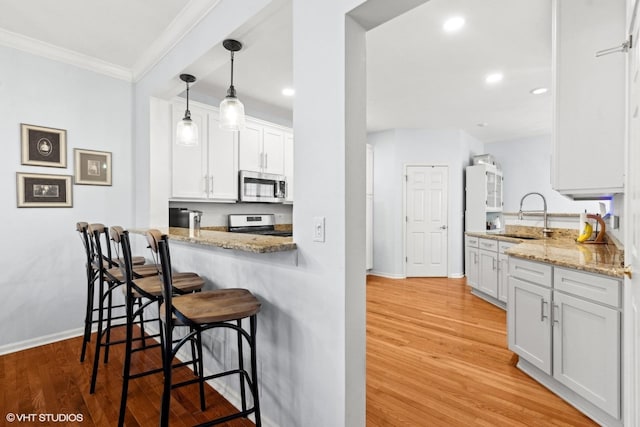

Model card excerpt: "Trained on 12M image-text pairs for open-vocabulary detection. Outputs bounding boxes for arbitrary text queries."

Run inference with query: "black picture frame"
[16,172,73,208]
[20,123,67,168]
[74,149,112,186]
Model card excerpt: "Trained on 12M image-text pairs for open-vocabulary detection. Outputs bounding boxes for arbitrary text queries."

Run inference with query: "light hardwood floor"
[366,275,597,426]
[0,276,597,426]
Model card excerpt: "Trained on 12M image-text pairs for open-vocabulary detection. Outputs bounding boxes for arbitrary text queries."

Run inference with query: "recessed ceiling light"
[282,87,295,97]
[485,72,503,84]
[477,122,489,127]
[530,87,548,95]
[443,16,465,33]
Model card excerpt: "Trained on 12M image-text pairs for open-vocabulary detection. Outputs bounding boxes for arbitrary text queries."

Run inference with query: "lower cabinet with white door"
[507,257,622,427]
[466,236,514,309]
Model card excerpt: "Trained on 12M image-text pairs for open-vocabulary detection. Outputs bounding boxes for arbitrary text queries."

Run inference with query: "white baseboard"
[368,270,406,279]
[0,327,86,356]
[448,273,464,279]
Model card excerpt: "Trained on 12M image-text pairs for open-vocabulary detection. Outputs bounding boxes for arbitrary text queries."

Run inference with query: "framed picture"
[16,172,73,208]
[74,149,112,186]
[21,124,67,168]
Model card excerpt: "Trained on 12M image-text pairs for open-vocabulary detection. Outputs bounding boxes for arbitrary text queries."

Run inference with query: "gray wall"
[0,45,133,351]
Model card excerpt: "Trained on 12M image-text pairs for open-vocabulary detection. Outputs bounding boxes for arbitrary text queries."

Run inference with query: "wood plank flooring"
[366,275,597,426]
[0,327,253,426]
[1,276,598,426]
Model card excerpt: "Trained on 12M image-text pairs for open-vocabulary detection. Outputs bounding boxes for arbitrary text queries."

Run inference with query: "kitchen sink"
[496,233,539,240]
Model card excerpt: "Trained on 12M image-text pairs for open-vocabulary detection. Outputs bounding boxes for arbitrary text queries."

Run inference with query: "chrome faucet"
[518,192,552,237]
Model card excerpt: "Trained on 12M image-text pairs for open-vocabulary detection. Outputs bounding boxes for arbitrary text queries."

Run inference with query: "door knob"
[440,225,448,230]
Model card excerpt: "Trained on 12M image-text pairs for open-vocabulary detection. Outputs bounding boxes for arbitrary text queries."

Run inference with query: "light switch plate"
[313,216,325,242]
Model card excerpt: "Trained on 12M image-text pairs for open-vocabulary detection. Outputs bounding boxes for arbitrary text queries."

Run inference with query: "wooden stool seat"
[129,273,204,299]
[105,264,158,282]
[160,288,261,325]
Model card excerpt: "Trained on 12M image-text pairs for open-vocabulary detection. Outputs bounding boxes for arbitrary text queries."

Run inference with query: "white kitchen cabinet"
[465,164,503,232]
[551,0,626,198]
[478,241,498,299]
[465,236,479,289]
[552,292,620,418]
[508,276,553,375]
[171,100,238,201]
[497,241,515,303]
[172,102,208,199]
[239,118,287,175]
[284,132,294,203]
[508,258,622,422]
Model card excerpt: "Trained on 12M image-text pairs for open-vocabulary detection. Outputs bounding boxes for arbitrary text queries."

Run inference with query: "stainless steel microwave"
[239,170,287,203]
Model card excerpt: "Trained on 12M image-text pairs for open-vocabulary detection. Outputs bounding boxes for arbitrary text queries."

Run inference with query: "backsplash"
[168,201,293,227]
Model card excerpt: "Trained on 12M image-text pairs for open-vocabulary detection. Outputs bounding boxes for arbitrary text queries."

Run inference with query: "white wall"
[368,129,484,278]
[487,134,606,213]
[135,0,370,425]
[0,45,133,351]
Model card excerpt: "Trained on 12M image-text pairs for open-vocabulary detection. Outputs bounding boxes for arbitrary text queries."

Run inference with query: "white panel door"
[552,292,620,418]
[171,103,208,198]
[625,1,640,424]
[406,165,448,277]
[238,120,262,172]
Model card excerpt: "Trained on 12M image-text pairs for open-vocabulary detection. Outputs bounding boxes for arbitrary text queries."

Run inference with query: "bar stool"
[76,222,147,362]
[87,223,164,394]
[114,228,206,427]
[153,232,262,427]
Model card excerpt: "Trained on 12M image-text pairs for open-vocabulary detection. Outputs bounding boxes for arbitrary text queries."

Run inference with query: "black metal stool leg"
[138,298,146,347]
[237,318,247,412]
[197,329,206,411]
[104,287,114,363]
[80,269,95,362]
[190,326,199,376]
[89,277,106,394]
[118,294,135,427]
[250,315,261,426]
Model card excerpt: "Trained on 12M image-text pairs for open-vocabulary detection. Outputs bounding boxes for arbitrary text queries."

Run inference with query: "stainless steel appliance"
[228,214,292,237]
[239,170,286,203]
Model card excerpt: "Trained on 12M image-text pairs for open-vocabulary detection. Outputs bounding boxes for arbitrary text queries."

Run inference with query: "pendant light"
[219,39,246,131]
[176,73,199,146]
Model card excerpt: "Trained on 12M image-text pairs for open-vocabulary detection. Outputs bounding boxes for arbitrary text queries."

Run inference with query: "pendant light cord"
[185,82,191,119]
[227,51,236,97]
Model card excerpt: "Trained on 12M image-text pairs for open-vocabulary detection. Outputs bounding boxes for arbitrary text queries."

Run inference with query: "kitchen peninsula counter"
[465,230,624,278]
[133,227,296,254]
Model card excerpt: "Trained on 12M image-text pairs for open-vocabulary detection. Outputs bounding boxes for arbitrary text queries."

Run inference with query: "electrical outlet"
[313,216,325,242]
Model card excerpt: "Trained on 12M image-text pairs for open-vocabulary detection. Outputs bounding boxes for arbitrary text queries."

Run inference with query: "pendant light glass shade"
[220,94,245,130]
[176,74,199,146]
[176,116,199,146]
[220,39,245,131]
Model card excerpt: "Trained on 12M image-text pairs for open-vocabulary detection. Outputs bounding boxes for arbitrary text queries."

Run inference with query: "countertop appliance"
[239,170,286,203]
[228,214,292,237]
[169,207,202,232]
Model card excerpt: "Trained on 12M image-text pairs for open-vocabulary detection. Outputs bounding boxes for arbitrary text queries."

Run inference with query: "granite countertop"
[133,227,296,254]
[466,226,624,278]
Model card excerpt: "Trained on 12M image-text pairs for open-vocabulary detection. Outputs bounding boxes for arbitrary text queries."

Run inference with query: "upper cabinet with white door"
[551,0,626,199]
[171,99,238,201]
[465,164,503,232]
[284,131,294,203]
[239,117,287,175]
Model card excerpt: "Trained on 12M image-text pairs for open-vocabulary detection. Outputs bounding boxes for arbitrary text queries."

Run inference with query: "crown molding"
[0,0,223,83]
[0,27,132,81]
[131,0,223,82]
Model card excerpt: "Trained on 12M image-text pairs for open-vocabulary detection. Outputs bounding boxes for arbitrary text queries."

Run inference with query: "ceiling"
[0,0,552,143]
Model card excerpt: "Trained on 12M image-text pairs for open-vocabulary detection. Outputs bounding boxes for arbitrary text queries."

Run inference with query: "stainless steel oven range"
[228,214,292,237]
